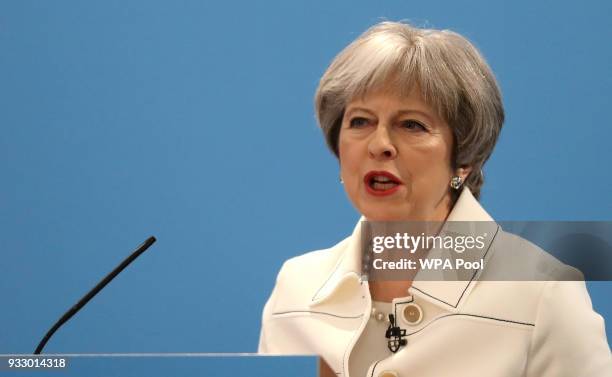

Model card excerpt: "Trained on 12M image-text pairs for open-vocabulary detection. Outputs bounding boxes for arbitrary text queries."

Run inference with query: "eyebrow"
[345,107,437,125]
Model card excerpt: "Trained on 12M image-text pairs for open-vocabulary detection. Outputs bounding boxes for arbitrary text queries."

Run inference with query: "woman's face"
[339,88,462,222]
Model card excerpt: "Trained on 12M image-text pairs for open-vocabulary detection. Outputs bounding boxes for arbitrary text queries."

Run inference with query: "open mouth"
[364,171,402,196]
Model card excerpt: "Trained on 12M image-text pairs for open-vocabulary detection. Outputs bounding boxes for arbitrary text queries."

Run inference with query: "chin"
[361,206,409,222]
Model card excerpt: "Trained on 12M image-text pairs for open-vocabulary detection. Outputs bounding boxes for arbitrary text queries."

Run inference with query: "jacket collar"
[310,187,500,311]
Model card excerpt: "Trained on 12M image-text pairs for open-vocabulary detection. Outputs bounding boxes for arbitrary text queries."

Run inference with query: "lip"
[363,170,403,197]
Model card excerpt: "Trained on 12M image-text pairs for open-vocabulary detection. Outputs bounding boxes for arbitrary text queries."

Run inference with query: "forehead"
[346,86,438,117]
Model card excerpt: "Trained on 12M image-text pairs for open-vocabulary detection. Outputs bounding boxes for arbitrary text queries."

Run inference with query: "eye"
[349,117,371,128]
[400,120,427,132]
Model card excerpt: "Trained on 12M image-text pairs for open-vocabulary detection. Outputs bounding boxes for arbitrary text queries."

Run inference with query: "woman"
[258,21,611,377]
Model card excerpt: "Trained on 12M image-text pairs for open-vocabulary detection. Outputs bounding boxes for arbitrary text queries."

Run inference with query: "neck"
[369,280,413,303]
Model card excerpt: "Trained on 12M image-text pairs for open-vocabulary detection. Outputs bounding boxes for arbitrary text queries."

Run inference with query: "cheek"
[339,151,358,187]
[402,138,453,182]
[338,137,365,196]
[427,144,454,188]
[338,135,360,173]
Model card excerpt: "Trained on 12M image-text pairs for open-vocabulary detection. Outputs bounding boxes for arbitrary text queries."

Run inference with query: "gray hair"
[314,21,504,200]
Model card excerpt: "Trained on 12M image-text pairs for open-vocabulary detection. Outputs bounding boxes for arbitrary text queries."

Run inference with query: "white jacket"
[258,188,611,377]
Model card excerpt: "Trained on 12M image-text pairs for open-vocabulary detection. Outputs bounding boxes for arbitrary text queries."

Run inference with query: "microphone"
[385,313,407,353]
[34,236,157,354]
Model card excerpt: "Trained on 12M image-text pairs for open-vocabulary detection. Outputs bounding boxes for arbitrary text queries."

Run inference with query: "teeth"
[372,175,394,183]
[367,174,400,191]
[373,175,392,183]
[372,182,397,190]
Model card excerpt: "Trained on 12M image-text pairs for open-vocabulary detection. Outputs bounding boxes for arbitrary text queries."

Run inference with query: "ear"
[455,166,473,181]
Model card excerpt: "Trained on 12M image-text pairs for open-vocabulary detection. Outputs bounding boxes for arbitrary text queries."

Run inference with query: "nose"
[368,126,397,160]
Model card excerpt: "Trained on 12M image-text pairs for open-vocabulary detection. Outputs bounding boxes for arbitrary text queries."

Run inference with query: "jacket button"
[402,303,423,325]
[379,370,399,377]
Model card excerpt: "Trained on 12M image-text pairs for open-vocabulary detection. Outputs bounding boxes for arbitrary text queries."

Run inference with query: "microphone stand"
[34,236,156,354]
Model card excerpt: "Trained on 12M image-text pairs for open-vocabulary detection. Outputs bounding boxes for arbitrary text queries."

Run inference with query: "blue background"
[1,0,610,353]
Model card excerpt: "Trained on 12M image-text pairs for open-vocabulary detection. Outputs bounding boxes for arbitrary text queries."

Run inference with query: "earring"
[340,176,344,184]
[450,176,463,190]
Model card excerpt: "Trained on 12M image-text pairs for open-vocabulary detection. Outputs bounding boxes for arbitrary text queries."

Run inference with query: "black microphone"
[34,236,157,354]
[385,313,407,353]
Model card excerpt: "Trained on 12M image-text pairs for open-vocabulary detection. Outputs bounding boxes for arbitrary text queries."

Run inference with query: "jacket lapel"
[309,220,366,315]
[310,188,500,313]
[410,188,499,310]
